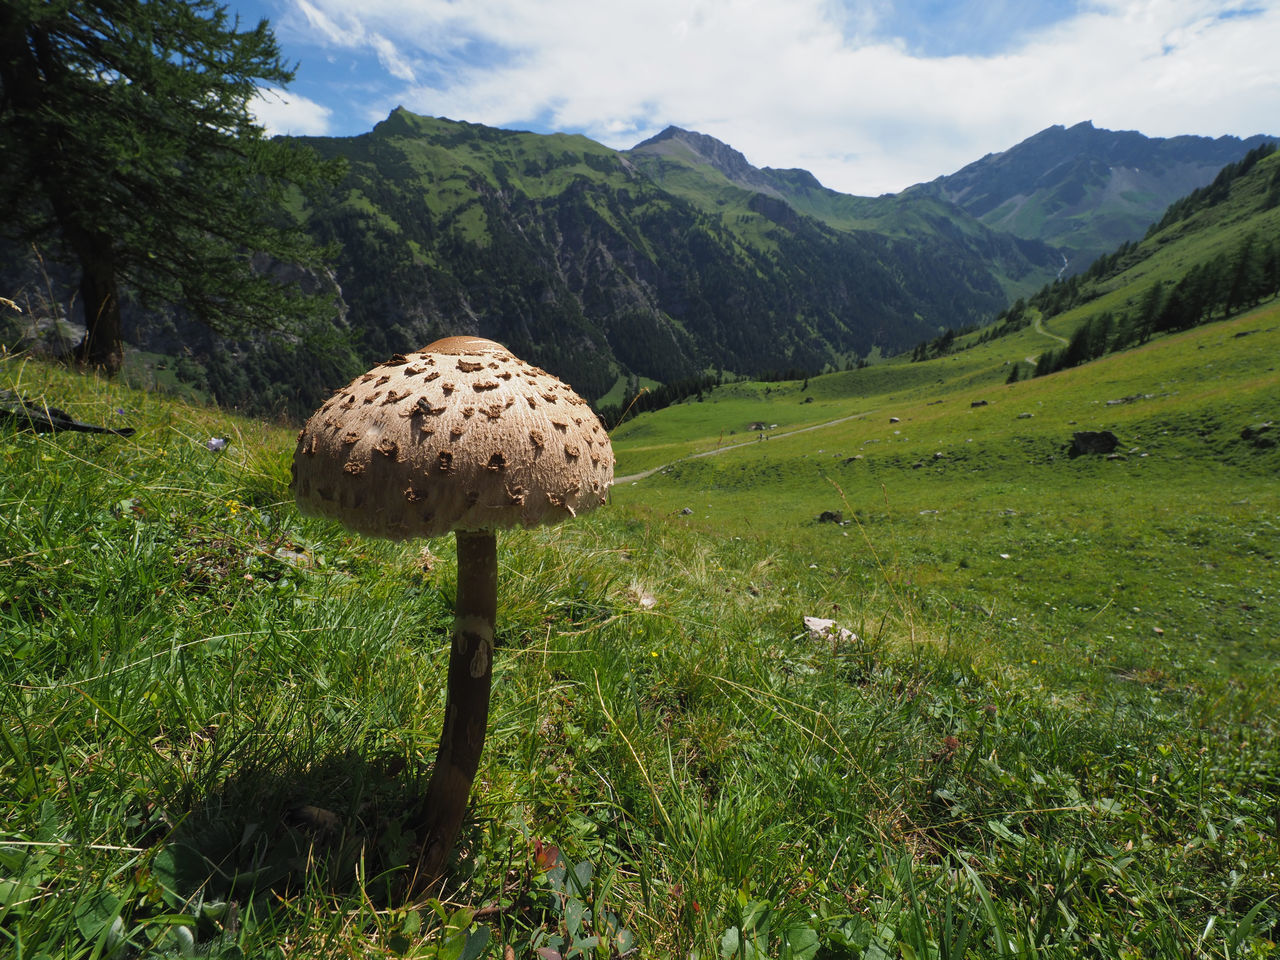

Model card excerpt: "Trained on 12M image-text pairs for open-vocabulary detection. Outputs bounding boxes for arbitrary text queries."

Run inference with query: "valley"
[2,95,1279,960]
[3,286,1276,956]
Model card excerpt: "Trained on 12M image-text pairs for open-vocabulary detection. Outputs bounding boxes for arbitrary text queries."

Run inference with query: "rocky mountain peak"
[631,126,773,190]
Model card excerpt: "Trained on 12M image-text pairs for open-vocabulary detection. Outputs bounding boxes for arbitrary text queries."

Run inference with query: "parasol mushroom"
[291,335,613,886]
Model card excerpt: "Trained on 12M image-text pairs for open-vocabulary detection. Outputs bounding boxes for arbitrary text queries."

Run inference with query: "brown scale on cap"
[291,335,614,540]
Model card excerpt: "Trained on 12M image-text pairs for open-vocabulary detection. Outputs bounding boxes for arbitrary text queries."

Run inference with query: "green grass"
[2,302,1278,957]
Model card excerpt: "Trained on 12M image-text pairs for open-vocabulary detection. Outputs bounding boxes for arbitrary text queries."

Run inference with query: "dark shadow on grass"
[148,745,483,920]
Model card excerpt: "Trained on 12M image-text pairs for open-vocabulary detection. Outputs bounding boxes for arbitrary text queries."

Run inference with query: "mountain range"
[912,120,1277,270]
[290,109,1062,403]
[5,110,1273,417]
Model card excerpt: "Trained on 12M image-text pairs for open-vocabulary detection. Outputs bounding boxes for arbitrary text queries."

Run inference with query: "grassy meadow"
[2,303,1278,958]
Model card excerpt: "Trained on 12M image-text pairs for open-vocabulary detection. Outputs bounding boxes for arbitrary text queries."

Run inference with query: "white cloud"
[295,0,418,82]
[279,0,1280,194]
[251,86,333,136]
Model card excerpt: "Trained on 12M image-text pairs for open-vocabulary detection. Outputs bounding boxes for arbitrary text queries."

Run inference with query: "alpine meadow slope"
[3,302,1276,958]
[2,138,1278,954]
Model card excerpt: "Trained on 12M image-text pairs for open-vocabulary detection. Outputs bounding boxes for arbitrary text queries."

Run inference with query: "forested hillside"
[1022,143,1280,376]
[289,109,1059,401]
[5,107,1273,423]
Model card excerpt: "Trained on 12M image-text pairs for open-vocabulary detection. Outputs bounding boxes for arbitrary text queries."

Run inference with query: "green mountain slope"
[7,113,1273,426]
[5,133,1279,953]
[1013,142,1280,374]
[290,110,1063,400]
[913,120,1276,272]
[4,299,1277,959]
[626,125,1061,292]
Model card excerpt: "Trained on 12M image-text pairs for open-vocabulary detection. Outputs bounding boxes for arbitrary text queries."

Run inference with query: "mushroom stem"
[414,528,496,888]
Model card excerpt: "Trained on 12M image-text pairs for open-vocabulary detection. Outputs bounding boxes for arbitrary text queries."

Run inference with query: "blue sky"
[230,0,1280,195]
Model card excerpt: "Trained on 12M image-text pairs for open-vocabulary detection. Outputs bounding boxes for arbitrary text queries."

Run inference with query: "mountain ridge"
[912,119,1277,268]
[277,109,1059,405]
[5,111,1274,422]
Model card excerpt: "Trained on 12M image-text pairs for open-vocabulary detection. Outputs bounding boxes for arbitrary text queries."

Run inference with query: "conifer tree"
[0,0,339,371]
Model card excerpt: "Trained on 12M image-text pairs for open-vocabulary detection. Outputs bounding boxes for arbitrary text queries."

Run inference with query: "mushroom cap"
[292,337,614,540]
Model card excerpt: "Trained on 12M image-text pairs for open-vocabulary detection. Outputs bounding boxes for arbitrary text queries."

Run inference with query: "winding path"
[613,408,875,485]
[1025,314,1070,363]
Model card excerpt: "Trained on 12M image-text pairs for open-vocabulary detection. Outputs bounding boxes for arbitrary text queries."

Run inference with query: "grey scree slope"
[292,336,614,537]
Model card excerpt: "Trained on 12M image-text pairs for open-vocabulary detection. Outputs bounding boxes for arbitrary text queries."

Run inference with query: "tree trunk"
[412,528,496,891]
[72,242,124,374]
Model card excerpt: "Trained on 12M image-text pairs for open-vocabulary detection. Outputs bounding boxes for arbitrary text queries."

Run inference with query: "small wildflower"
[226,499,241,516]
[650,651,658,658]
[206,437,228,452]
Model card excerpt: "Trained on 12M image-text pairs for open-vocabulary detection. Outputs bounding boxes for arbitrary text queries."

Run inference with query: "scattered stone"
[1069,430,1120,457]
[1106,393,1155,406]
[932,451,944,459]
[804,616,856,644]
[889,416,901,423]
[679,507,693,515]
[971,400,989,408]
[1241,421,1275,448]
[816,510,844,524]
[1016,412,1033,419]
